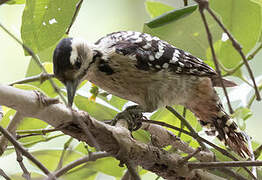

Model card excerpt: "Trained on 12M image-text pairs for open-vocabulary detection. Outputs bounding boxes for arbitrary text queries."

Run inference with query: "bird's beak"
[65,80,79,107]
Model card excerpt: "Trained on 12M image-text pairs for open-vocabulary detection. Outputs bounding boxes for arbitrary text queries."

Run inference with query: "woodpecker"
[53,31,250,157]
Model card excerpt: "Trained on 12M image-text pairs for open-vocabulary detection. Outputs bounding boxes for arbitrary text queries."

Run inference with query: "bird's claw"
[111,105,144,131]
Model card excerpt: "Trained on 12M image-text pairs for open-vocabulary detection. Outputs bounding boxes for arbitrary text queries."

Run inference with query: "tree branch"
[141,120,214,162]
[0,23,67,105]
[0,168,11,180]
[0,84,226,179]
[194,0,261,101]
[9,73,55,86]
[183,0,188,6]
[188,160,262,169]
[125,162,140,180]
[206,6,261,101]
[0,112,24,155]
[15,149,31,180]
[49,152,110,178]
[224,43,262,77]
[166,106,207,149]
[66,0,84,35]
[254,144,262,160]
[0,125,51,177]
[197,3,234,113]
[141,119,256,179]
[55,137,73,170]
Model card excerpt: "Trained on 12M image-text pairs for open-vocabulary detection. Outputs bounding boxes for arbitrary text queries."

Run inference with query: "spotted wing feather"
[95,31,217,77]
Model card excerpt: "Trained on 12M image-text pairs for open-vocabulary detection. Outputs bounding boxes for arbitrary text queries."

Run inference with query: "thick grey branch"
[0,84,225,179]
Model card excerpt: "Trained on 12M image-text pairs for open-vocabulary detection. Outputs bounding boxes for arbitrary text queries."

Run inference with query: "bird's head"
[53,38,96,107]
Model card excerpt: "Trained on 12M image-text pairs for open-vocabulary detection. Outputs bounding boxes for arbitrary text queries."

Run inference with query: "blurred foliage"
[210,0,262,77]
[1,0,262,179]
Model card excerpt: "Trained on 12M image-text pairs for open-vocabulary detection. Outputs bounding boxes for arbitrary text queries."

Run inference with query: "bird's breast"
[86,55,203,112]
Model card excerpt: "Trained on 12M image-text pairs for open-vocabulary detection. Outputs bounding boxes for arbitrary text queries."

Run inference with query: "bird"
[53,31,250,158]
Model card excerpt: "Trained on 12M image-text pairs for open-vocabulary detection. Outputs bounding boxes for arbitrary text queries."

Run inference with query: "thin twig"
[125,162,140,180]
[141,119,235,159]
[9,73,55,86]
[49,152,110,178]
[179,147,201,166]
[16,128,59,135]
[204,2,261,101]
[8,134,65,150]
[66,0,84,35]
[183,0,188,6]
[121,171,131,180]
[166,106,207,149]
[15,149,31,180]
[16,128,59,139]
[56,137,73,170]
[217,168,247,180]
[16,133,45,140]
[0,23,67,105]
[188,160,262,169]
[246,134,257,179]
[0,168,11,180]
[197,4,234,113]
[0,106,3,120]
[224,43,262,77]
[247,84,262,109]
[141,119,256,179]
[0,112,24,155]
[254,144,262,160]
[178,107,186,137]
[0,126,51,177]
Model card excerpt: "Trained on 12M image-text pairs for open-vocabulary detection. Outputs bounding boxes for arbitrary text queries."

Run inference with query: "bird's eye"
[75,57,82,69]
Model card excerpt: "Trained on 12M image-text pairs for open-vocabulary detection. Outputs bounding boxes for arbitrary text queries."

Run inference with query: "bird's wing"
[95,31,217,76]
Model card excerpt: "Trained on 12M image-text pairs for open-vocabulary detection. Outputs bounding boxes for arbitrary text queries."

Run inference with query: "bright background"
[1,0,262,141]
[1,0,262,179]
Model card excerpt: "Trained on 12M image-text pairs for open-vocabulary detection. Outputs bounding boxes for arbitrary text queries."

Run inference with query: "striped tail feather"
[186,77,251,158]
[200,103,251,158]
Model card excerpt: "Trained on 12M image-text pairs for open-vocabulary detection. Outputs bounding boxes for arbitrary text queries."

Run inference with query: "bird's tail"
[199,103,251,158]
[187,92,251,158]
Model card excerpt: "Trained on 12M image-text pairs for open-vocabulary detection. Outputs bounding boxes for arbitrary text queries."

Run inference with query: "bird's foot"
[111,105,145,131]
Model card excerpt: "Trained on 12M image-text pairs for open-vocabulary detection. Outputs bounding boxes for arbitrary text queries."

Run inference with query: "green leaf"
[150,106,200,147]
[16,117,49,144]
[62,166,97,180]
[98,93,128,111]
[233,107,253,121]
[31,150,82,171]
[13,83,42,91]
[0,109,16,128]
[210,0,262,76]
[232,107,252,130]
[6,0,25,4]
[144,5,222,59]
[87,157,124,177]
[74,95,118,121]
[132,129,151,143]
[145,5,197,28]
[21,0,79,54]
[0,151,41,177]
[145,1,174,18]
[61,156,124,178]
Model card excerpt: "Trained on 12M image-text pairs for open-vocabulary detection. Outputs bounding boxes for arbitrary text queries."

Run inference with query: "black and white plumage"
[95,31,217,76]
[53,31,250,157]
